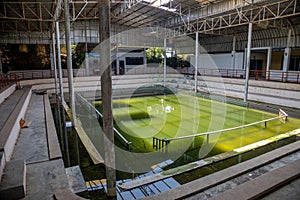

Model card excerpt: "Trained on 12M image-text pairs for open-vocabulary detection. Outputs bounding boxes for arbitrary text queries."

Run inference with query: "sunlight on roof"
[144,0,177,12]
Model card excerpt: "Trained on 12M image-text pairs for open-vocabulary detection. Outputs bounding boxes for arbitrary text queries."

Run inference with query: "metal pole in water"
[232,36,236,74]
[64,0,76,125]
[84,21,90,76]
[244,22,253,103]
[52,32,59,98]
[98,0,116,196]
[163,38,167,87]
[55,21,64,102]
[194,32,199,92]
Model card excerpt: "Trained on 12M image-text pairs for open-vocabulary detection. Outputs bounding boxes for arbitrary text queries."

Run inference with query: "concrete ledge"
[0,159,26,200]
[0,84,16,105]
[144,139,300,200]
[53,189,87,200]
[210,159,300,200]
[0,87,32,161]
[43,94,62,160]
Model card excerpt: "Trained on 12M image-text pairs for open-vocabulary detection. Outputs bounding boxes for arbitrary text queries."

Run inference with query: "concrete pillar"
[143,44,147,69]
[163,38,167,87]
[50,45,54,71]
[98,0,116,197]
[116,43,120,75]
[266,47,272,77]
[52,33,59,97]
[55,21,64,101]
[232,36,236,74]
[283,29,292,81]
[194,32,199,92]
[85,22,90,76]
[244,22,253,103]
[64,0,76,125]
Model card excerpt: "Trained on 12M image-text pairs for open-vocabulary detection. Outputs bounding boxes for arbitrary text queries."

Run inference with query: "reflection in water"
[146,98,175,115]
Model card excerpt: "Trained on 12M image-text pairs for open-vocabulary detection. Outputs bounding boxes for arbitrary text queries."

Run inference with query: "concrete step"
[0,87,31,176]
[0,159,26,200]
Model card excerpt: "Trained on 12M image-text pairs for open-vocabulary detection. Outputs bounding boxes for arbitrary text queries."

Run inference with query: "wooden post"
[98,0,116,197]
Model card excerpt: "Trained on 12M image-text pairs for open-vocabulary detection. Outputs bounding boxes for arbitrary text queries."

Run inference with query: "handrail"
[1,68,299,84]
[159,109,288,142]
[76,93,132,149]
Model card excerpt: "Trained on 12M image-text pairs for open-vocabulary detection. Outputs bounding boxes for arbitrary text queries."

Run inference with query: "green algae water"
[93,92,300,166]
[53,93,300,199]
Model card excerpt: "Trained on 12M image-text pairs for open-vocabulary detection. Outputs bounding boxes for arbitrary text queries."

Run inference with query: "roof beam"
[167,0,300,37]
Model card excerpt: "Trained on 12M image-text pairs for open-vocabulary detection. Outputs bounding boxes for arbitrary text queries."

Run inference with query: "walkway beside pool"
[0,87,86,200]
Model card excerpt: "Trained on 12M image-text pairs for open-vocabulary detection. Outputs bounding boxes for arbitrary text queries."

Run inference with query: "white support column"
[116,34,120,75]
[116,44,120,75]
[143,43,147,69]
[52,33,59,96]
[232,36,236,72]
[85,21,90,76]
[244,22,253,103]
[50,45,54,71]
[266,47,272,75]
[194,32,199,92]
[55,21,64,102]
[163,38,167,87]
[283,29,292,81]
[64,0,76,125]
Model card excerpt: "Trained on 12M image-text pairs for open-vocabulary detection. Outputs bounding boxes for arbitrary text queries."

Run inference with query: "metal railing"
[76,93,132,150]
[153,109,288,150]
[1,68,299,90]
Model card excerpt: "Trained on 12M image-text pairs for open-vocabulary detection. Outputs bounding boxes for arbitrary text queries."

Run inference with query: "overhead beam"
[166,0,300,37]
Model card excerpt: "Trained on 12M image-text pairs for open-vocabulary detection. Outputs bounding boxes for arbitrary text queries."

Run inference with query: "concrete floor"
[11,93,70,200]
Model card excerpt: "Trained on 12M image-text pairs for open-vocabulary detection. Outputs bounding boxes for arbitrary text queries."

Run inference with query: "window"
[125,57,144,65]
[289,56,300,71]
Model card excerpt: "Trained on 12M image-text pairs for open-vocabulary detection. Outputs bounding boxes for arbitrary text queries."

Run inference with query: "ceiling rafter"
[166,0,300,37]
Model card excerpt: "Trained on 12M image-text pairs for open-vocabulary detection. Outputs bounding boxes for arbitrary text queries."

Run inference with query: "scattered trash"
[19,118,32,128]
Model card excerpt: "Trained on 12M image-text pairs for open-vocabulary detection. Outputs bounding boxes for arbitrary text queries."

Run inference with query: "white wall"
[189,52,244,74]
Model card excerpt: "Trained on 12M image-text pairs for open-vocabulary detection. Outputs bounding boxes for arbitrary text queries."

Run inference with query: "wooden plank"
[119,191,135,200]
[153,181,170,193]
[130,188,146,199]
[163,178,180,189]
[147,184,160,195]
[62,100,104,164]
[140,185,156,196]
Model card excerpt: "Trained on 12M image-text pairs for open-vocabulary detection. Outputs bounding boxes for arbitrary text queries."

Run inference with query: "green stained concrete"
[94,92,300,159]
